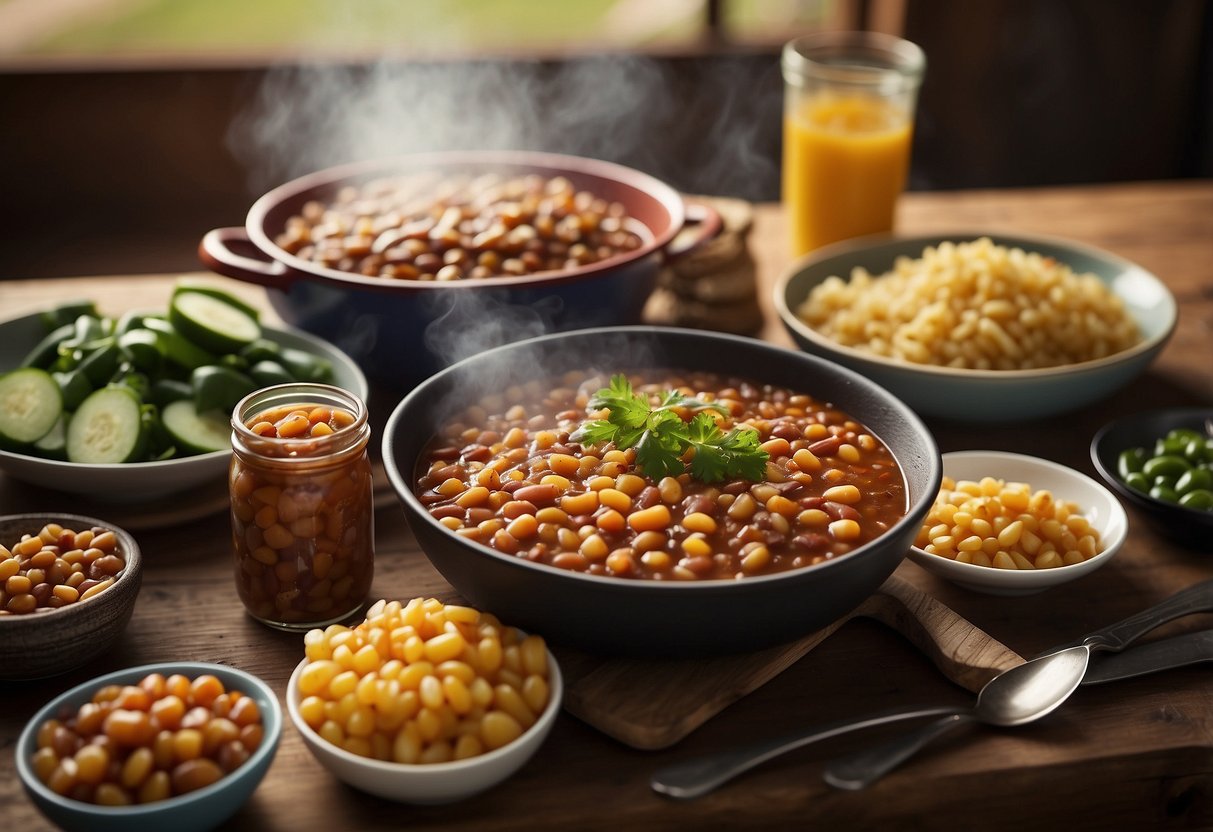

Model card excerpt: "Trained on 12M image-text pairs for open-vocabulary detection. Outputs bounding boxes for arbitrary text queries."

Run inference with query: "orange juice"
[783,93,913,255]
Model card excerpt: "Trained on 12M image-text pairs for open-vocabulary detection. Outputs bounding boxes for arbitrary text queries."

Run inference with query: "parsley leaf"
[571,374,769,483]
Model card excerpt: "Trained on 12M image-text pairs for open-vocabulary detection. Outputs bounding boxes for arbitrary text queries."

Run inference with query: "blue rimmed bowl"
[15,661,282,832]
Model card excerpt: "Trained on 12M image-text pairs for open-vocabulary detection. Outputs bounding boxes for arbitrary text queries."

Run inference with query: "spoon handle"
[821,712,977,790]
[649,706,959,800]
[1077,578,1213,653]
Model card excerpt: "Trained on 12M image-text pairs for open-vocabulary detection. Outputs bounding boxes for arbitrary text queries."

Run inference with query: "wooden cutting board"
[553,576,1023,750]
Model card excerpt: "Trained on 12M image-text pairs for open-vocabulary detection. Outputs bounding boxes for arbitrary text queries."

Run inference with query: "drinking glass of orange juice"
[782,32,926,256]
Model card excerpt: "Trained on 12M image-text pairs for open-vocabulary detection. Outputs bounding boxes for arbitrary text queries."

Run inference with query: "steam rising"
[227,54,778,198]
[226,47,779,383]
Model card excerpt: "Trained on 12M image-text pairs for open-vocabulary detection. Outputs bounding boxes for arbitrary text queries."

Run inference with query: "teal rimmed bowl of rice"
[775,232,1176,423]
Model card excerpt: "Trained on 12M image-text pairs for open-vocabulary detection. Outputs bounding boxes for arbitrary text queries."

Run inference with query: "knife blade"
[1081,629,1213,685]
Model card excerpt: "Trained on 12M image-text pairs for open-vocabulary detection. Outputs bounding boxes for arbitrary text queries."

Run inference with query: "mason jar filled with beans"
[229,384,374,630]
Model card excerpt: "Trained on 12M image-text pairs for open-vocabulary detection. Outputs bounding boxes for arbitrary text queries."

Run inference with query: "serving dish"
[381,325,942,656]
[775,232,1177,422]
[908,451,1128,596]
[0,513,142,680]
[286,647,562,804]
[1091,407,1213,547]
[199,150,720,388]
[15,661,282,832]
[0,309,368,501]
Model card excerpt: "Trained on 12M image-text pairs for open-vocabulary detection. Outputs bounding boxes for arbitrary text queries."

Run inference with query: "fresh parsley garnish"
[570,374,769,482]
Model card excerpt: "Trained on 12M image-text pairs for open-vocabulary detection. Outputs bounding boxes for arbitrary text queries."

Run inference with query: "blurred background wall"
[0,0,1209,280]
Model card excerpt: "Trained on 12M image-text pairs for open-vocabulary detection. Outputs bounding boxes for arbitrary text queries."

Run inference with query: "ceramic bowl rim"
[15,661,283,818]
[774,230,1177,381]
[907,450,1129,588]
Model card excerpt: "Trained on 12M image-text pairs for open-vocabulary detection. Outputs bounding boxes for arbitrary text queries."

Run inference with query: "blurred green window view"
[0,0,844,59]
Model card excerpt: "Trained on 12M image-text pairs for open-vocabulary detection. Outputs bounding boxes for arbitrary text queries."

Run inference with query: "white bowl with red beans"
[382,326,942,656]
[0,514,142,680]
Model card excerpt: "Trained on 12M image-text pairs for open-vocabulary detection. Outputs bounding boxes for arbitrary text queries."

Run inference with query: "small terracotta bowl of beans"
[0,514,142,681]
[286,597,563,804]
[907,451,1128,596]
[15,661,282,832]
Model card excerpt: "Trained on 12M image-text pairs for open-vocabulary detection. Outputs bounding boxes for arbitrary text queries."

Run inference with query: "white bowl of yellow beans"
[285,597,562,804]
[907,451,1128,596]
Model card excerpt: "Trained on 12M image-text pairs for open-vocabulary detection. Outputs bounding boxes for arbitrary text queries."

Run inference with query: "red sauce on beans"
[415,370,907,580]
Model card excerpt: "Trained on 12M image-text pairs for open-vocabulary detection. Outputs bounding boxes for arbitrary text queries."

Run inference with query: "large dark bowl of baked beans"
[199,151,718,389]
[381,327,941,657]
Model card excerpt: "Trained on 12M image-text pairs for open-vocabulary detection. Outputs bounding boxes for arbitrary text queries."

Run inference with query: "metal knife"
[1081,629,1213,685]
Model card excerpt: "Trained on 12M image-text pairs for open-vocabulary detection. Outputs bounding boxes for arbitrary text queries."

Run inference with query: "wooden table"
[3,181,1212,831]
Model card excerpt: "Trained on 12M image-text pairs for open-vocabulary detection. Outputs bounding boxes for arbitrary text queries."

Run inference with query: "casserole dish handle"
[665,200,724,261]
[199,228,293,291]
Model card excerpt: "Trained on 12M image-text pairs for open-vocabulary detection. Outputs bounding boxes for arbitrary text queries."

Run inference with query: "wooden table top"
[2,180,1212,831]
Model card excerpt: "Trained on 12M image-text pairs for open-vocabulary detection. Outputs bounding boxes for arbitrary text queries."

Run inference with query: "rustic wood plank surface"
[2,180,1212,831]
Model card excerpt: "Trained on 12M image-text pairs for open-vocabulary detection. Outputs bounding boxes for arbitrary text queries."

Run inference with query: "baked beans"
[277,173,644,281]
[0,523,124,615]
[30,671,264,805]
[414,370,907,580]
[230,390,374,629]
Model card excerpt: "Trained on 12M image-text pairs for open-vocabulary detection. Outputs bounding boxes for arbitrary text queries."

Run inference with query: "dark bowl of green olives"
[1091,408,1213,547]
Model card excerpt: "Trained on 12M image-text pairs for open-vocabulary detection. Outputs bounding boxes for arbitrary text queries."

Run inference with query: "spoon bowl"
[978,645,1090,726]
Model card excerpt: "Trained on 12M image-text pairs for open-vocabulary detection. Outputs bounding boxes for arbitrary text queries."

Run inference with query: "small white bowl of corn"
[907,450,1128,596]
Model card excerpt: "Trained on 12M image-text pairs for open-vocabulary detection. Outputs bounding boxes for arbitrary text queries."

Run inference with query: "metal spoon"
[650,578,1213,799]
[823,577,1213,790]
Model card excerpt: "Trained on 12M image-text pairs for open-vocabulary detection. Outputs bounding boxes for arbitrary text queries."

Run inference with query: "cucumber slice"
[162,399,230,454]
[66,386,147,463]
[169,290,261,354]
[171,280,261,322]
[0,368,63,447]
[33,413,68,460]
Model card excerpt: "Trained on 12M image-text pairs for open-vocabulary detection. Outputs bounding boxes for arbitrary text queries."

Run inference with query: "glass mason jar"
[229,383,374,631]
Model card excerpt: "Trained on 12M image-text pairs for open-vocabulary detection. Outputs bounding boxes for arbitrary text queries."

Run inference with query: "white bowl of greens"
[0,284,367,501]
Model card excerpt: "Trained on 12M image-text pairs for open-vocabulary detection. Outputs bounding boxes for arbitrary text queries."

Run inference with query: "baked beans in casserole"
[414,370,907,580]
[277,174,644,281]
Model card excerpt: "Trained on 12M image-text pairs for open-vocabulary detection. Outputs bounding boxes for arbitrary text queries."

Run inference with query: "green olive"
[1175,467,1213,495]
[1149,484,1180,503]
[1123,472,1150,493]
[1142,454,1192,480]
[1117,447,1147,479]
[1177,488,1213,512]
[1182,438,1208,464]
